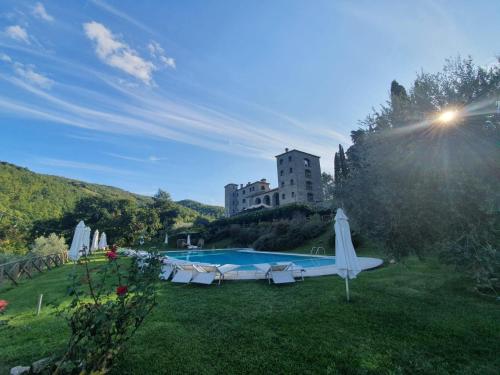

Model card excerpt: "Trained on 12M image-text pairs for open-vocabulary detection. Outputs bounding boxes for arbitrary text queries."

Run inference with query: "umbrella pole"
[345,277,350,302]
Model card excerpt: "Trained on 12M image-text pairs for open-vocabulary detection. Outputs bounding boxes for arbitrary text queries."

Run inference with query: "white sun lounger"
[171,265,195,284]
[192,264,240,285]
[171,270,193,283]
[271,270,296,284]
[159,264,174,281]
[191,269,216,284]
[254,262,302,284]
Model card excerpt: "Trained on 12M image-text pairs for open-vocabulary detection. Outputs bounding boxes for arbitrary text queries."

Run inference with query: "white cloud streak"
[1,54,53,89]
[148,41,175,69]
[89,0,156,35]
[32,2,54,22]
[5,25,30,44]
[106,152,167,163]
[83,21,156,84]
[13,63,54,89]
[37,158,137,175]
[0,69,347,172]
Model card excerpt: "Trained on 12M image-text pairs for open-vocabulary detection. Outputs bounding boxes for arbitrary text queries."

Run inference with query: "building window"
[288,156,292,162]
[280,159,283,165]
[282,193,286,200]
[281,181,285,187]
[243,198,246,203]
[289,167,293,173]
[290,179,294,185]
[280,170,284,176]
[305,169,312,178]
[243,190,246,194]
[307,193,314,202]
[261,185,265,190]
[291,191,295,198]
[306,181,313,191]
[304,158,311,167]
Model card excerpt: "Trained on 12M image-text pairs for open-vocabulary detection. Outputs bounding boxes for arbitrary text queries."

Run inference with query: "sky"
[0,1,498,205]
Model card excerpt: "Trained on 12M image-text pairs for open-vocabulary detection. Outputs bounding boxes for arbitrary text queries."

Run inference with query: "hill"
[0,161,221,255]
[176,199,224,218]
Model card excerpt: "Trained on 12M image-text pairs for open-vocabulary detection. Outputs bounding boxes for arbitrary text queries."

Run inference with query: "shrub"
[30,233,67,256]
[441,233,499,295]
[51,249,162,374]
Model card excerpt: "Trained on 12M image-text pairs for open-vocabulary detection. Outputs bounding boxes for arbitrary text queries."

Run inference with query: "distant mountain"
[0,161,220,254]
[176,199,224,218]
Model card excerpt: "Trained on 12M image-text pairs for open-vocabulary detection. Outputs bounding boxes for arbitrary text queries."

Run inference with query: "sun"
[437,110,458,124]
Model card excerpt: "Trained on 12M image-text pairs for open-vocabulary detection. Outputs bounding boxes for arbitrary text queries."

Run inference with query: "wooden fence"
[0,252,69,286]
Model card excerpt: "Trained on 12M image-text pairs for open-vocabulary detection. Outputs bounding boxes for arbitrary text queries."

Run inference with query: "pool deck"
[160,248,384,281]
[220,256,383,280]
[122,248,384,281]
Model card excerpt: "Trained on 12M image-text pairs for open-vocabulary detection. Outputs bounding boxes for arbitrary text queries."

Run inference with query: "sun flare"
[437,110,458,124]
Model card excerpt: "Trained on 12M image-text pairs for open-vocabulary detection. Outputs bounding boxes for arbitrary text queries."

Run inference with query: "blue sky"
[0,1,498,205]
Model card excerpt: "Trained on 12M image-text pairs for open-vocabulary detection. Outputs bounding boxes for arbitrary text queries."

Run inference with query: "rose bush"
[0,299,8,313]
[51,249,161,374]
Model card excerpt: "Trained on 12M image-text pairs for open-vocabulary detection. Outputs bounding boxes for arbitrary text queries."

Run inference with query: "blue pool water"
[163,249,336,271]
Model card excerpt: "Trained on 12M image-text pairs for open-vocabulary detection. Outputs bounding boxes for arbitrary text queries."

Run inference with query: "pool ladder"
[310,247,325,255]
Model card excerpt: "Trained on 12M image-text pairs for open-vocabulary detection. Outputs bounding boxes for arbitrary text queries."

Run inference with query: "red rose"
[0,300,8,312]
[110,245,118,253]
[116,285,128,296]
[106,251,118,261]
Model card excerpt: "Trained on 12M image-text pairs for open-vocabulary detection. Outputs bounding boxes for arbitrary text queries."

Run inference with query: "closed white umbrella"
[98,232,108,249]
[82,226,91,255]
[68,221,85,261]
[91,229,99,252]
[187,234,191,246]
[164,233,169,245]
[334,208,361,301]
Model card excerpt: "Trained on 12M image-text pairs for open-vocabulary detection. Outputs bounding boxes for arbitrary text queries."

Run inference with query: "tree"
[337,56,500,287]
[30,233,67,256]
[321,172,335,201]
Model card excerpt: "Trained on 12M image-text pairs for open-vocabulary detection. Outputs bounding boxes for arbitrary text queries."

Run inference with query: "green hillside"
[0,162,222,255]
[176,199,224,218]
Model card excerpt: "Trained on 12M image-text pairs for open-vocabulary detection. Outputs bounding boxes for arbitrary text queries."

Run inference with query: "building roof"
[275,149,320,159]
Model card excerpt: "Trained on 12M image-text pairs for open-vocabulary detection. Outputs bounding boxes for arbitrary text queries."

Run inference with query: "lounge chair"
[159,264,174,280]
[171,265,195,284]
[254,263,303,284]
[192,264,240,285]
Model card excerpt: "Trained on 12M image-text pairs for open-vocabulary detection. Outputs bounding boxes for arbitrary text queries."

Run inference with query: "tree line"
[0,161,222,257]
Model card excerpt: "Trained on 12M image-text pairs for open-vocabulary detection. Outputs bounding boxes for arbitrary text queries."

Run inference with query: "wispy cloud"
[0,53,12,62]
[4,25,30,44]
[13,62,54,89]
[83,21,156,84]
[37,157,137,175]
[106,152,168,163]
[148,41,175,69]
[32,2,54,22]
[89,0,156,35]
[1,53,53,89]
[0,68,346,172]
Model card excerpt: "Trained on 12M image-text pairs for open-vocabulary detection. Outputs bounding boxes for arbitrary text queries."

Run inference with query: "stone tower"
[224,183,238,217]
[275,148,323,205]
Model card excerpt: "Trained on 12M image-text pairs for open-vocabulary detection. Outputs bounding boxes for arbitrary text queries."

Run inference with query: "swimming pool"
[163,248,336,271]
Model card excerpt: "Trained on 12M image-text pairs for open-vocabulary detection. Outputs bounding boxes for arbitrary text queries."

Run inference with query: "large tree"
[339,57,499,289]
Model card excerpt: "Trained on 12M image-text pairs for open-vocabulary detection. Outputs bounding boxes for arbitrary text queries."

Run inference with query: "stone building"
[224,148,323,217]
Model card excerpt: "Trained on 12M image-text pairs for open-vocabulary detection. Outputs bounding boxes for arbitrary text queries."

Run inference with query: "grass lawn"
[0,246,498,374]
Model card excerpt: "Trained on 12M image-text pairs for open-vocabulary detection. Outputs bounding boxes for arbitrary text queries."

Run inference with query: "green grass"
[0,248,499,374]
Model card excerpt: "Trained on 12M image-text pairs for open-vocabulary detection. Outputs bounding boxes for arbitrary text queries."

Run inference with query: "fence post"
[36,294,43,315]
